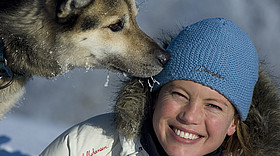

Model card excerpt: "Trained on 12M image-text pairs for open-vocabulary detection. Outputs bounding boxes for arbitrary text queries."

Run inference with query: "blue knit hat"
[153,18,259,120]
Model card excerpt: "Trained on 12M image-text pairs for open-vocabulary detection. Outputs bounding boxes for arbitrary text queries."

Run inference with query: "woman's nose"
[177,101,203,125]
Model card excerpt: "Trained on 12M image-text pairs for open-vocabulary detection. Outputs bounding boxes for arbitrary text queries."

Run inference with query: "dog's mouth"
[103,54,165,77]
[109,65,130,75]
[108,63,164,78]
[110,66,164,78]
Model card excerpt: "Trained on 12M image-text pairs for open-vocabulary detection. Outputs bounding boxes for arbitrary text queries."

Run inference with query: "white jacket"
[40,113,149,156]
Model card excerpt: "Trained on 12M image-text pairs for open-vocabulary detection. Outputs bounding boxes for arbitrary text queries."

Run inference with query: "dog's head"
[46,0,169,77]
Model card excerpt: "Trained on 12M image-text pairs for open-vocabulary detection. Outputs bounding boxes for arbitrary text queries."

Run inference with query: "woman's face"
[153,80,236,156]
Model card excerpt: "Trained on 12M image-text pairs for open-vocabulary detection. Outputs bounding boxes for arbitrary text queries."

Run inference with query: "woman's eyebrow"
[169,84,190,94]
[205,98,229,107]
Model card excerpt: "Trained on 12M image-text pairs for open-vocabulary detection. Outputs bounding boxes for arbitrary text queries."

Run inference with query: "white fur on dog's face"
[56,0,166,77]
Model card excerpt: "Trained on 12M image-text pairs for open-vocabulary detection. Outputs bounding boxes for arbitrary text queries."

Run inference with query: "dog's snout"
[157,50,170,66]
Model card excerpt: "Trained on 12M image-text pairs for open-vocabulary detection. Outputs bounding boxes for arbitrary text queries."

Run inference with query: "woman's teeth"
[173,128,200,140]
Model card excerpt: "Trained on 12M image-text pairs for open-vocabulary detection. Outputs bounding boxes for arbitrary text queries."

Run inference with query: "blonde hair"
[223,115,251,156]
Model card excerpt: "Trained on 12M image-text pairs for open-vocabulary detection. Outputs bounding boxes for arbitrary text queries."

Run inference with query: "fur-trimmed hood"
[114,68,280,155]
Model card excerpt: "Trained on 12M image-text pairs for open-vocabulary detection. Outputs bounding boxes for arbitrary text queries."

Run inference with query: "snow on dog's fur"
[0,0,169,118]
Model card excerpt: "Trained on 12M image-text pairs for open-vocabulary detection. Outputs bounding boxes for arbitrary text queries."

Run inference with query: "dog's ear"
[56,0,93,23]
[126,0,138,16]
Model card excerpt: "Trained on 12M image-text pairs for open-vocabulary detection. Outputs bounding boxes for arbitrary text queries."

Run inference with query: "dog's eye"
[108,20,124,32]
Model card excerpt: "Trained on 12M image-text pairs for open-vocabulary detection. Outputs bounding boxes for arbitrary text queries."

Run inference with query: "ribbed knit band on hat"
[153,18,259,120]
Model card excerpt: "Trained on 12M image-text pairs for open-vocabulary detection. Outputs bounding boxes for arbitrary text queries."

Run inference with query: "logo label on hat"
[194,65,224,80]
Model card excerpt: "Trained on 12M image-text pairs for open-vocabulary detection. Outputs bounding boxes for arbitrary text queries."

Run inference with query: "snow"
[104,73,110,87]
[0,114,69,156]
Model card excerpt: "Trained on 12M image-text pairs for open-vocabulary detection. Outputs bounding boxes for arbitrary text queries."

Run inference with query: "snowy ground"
[1,0,280,155]
[0,114,69,156]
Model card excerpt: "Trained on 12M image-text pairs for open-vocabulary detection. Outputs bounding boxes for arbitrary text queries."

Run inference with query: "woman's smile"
[172,127,200,140]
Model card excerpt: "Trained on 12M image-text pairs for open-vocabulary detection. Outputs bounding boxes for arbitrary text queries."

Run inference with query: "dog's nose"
[157,50,170,66]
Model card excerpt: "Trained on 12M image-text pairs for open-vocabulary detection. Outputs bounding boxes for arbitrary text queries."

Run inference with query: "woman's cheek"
[157,100,180,119]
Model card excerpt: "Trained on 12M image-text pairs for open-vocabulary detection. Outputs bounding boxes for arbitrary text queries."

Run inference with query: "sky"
[0,0,279,155]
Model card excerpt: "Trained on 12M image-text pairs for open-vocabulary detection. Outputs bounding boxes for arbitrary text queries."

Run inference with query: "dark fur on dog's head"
[42,0,96,29]
[56,0,93,22]
[0,0,25,10]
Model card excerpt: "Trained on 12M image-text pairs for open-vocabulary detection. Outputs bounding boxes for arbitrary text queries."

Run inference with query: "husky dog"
[0,0,169,118]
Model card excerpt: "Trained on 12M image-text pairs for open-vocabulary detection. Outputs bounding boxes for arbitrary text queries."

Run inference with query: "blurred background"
[0,0,279,155]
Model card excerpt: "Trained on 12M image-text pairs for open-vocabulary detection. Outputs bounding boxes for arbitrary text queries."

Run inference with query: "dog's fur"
[0,0,168,118]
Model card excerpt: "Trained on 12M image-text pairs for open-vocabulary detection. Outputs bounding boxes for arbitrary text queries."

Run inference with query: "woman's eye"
[108,20,123,32]
[172,92,188,100]
[208,104,222,111]
[172,92,183,97]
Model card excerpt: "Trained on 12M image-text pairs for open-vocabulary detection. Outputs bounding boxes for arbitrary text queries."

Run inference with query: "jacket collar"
[140,118,168,156]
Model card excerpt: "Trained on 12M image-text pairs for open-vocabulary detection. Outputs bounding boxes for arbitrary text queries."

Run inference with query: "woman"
[41,18,280,156]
